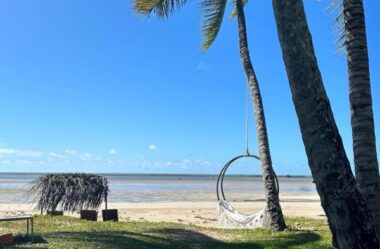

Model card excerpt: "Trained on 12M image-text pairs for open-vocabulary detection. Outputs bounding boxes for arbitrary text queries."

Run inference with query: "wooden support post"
[105,193,108,211]
[31,217,34,242]
[27,219,29,236]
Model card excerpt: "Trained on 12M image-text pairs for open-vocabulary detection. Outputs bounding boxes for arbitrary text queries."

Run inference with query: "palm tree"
[234,0,285,231]
[338,0,380,233]
[272,0,379,248]
[134,0,286,231]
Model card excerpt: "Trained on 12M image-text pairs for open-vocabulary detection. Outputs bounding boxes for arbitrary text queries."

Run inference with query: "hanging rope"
[216,80,281,228]
[245,81,250,156]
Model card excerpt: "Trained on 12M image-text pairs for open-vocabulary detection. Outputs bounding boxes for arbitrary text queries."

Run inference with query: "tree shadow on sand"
[9,227,330,249]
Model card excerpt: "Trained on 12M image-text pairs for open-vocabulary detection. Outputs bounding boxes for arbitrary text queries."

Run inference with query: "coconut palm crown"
[134,0,247,50]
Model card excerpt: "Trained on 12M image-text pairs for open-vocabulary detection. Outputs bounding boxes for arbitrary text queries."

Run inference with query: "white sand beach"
[0,174,325,227]
[0,193,324,227]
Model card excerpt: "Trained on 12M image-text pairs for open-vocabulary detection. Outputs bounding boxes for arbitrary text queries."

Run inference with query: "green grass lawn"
[0,216,333,249]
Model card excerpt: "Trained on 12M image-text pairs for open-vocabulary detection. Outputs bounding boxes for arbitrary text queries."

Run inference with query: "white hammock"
[217,200,266,228]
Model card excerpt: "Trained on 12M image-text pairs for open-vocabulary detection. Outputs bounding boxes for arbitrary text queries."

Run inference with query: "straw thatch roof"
[30,173,109,213]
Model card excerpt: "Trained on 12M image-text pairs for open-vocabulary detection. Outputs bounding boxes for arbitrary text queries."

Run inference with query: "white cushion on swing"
[217,200,266,228]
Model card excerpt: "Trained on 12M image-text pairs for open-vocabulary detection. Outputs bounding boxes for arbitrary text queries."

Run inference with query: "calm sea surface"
[0,173,317,203]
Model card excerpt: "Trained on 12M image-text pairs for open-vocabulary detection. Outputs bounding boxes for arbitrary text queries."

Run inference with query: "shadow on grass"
[153,228,325,249]
[14,234,47,244]
[9,228,327,249]
[4,235,47,249]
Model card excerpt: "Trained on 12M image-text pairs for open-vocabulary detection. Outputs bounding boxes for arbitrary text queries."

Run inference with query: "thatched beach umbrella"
[29,173,109,213]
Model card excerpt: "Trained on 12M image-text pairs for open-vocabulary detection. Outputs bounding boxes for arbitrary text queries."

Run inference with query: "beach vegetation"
[0,215,333,249]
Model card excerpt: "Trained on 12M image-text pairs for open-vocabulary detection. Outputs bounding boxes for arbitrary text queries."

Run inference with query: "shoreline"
[0,199,325,227]
[0,172,314,177]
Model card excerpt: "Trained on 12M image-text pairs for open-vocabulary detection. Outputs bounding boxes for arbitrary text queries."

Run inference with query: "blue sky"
[0,0,379,175]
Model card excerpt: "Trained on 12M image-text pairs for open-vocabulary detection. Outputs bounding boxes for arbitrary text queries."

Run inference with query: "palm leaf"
[134,0,188,18]
[29,173,109,213]
[229,0,248,19]
[325,0,346,51]
[201,0,228,50]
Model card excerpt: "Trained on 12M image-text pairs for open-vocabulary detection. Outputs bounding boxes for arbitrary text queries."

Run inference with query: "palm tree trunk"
[343,0,380,234]
[272,0,379,248]
[236,0,286,231]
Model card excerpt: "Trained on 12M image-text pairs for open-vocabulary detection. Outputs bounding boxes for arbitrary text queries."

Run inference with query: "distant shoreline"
[0,172,313,178]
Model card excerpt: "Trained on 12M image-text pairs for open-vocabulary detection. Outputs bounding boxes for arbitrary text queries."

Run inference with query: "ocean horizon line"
[0,172,313,178]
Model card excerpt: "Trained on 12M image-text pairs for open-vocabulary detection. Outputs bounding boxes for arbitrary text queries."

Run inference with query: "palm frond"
[201,0,228,51]
[134,0,188,18]
[29,173,109,213]
[325,0,346,51]
[229,0,248,19]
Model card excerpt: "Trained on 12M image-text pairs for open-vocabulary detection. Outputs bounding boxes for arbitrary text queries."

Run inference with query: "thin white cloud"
[108,149,117,155]
[126,158,215,170]
[148,144,158,151]
[180,159,192,169]
[64,149,76,155]
[49,152,66,159]
[80,153,92,161]
[0,145,221,173]
[197,61,209,71]
[15,160,33,165]
[0,147,43,157]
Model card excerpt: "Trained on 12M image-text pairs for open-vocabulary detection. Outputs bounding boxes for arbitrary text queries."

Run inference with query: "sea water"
[0,173,316,203]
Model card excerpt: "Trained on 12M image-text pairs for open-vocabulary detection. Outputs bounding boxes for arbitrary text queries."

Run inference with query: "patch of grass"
[0,216,333,249]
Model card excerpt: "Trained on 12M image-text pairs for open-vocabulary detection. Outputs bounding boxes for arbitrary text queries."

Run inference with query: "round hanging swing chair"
[216,153,279,202]
[216,81,281,228]
[216,153,280,228]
